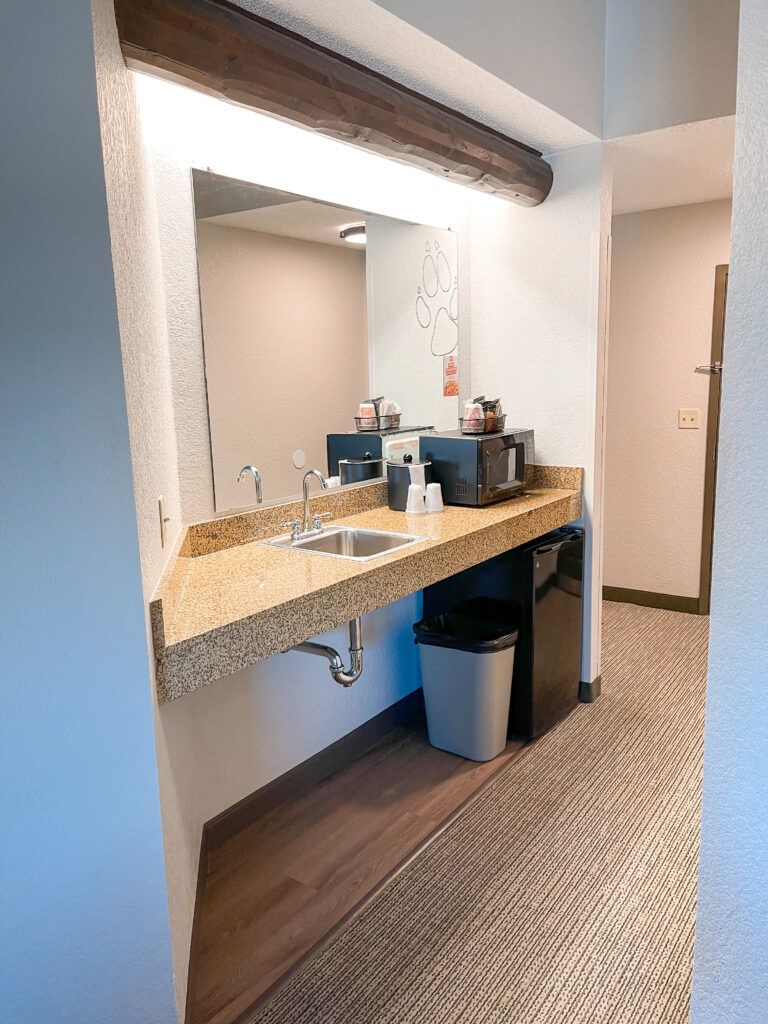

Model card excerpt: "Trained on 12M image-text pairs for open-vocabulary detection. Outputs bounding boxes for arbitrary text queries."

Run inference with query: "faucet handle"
[283,519,302,541]
[312,512,333,531]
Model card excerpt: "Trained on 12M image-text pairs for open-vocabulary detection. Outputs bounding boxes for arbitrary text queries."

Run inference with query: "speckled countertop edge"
[151,471,582,704]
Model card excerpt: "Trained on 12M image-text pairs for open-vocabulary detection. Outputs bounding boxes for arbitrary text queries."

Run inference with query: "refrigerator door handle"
[535,541,568,555]
[534,531,583,555]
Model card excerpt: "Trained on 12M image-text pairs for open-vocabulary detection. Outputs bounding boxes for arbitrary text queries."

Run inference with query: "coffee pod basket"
[459,414,506,434]
[354,413,402,432]
[355,396,401,432]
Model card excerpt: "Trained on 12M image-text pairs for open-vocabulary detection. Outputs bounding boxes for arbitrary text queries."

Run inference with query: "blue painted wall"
[0,3,176,1022]
[689,1,768,1021]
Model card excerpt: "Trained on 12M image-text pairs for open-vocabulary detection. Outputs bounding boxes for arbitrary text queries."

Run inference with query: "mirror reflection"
[192,170,460,511]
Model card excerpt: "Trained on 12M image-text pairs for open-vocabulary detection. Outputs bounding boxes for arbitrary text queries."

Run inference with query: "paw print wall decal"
[415,240,458,356]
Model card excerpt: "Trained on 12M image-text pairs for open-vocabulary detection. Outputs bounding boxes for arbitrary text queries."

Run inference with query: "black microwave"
[419,428,534,506]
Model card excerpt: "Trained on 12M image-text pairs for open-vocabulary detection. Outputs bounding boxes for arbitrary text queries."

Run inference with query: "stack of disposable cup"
[425,483,444,513]
[358,402,377,427]
[463,401,485,432]
[405,483,426,514]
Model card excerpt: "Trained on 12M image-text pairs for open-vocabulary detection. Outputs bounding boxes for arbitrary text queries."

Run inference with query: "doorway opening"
[602,120,734,615]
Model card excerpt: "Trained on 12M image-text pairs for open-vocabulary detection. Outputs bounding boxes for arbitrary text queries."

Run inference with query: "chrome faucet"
[302,469,330,533]
[237,465,263,504]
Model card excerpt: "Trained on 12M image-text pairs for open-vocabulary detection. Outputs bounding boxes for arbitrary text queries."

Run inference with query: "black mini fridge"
[507,528,584,738]
[421,526,584,740]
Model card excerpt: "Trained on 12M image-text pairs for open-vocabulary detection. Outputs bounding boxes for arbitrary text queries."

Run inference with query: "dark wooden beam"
[114,0,553,206]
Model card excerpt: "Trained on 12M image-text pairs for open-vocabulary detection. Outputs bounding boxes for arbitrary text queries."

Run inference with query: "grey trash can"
[414,599,519,761]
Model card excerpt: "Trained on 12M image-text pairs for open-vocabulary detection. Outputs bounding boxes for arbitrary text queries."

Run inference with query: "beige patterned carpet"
[248,603,709,1024]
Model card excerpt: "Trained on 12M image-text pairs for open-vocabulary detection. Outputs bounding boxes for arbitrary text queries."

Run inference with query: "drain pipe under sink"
[287,617,364,686]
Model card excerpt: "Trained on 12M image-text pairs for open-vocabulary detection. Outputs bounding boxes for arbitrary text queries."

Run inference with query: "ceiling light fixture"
[340,223,366,245]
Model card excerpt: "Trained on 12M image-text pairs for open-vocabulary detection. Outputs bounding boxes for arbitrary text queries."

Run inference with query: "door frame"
[698,264,728,615]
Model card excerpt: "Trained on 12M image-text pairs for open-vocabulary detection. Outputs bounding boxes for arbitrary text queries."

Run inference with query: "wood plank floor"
[187,720,524,1024]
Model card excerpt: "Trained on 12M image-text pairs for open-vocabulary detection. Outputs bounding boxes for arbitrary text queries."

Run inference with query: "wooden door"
[698,264,728,615]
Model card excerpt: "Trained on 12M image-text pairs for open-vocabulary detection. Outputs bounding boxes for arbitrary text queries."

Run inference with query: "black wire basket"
[354,413,401,432]
[458,414,506,434]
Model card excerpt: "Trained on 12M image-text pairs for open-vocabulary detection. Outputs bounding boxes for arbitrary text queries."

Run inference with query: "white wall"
[90,0,183,596]
[604,201,732,598]
[373,0,606,137]
[604,0,739,138]
[90,5,199,1014]
[470,143,610,684]
[690,0,768,1017]
[196,223,368,508]
[366,216,460,431]
[1,1,175,1020]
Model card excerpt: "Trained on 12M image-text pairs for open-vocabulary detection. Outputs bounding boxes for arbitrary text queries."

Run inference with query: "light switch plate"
[678,408,700,429]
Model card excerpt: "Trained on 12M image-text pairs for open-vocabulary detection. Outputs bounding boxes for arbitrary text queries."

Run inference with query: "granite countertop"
[151,468,582,703]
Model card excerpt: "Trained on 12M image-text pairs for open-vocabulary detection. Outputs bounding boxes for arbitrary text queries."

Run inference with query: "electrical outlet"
[678,408,700,429]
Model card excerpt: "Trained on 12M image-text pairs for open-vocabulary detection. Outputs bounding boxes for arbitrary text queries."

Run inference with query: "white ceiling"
[231,0,596,153]
[203,200,367,247]
[609,116,734,217]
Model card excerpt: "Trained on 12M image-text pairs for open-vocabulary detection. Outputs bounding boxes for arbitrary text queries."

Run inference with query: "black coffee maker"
[387,454,432,511]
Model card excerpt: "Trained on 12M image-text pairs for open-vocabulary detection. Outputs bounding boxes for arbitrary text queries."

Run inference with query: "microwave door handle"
[515,441,525,477]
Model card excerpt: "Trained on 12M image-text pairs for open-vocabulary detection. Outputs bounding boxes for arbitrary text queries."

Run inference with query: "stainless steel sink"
[265,526,423,561]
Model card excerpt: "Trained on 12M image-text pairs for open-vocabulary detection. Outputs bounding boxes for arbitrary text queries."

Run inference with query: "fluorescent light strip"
[133,72,469,230]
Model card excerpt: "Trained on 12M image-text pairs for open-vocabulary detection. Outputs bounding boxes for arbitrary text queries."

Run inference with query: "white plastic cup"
[463,402,485,431]
[405,483,426,514]
[358,402,377,427]
[425,482,444,513]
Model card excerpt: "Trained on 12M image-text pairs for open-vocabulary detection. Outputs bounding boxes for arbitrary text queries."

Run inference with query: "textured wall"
[196,222,367,509]
[0,2,175,1021]
[690,1,768,1019]
[90,5,194,1014]
[90,0,182,598]
[604,201,732,598]
[605,0,739,138]
[469,143,610,683]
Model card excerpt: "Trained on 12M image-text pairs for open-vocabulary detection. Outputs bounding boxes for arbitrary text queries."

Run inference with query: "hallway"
[248,603,709,1024]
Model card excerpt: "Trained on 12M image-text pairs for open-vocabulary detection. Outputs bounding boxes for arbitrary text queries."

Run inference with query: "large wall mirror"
[192,170,461,512]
